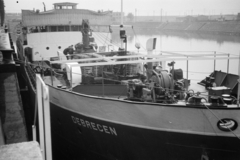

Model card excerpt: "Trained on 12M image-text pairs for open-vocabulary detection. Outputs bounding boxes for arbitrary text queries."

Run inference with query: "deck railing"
[32,74,52,160]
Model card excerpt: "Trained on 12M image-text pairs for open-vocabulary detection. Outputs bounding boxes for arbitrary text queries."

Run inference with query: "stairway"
[0,69,28,144]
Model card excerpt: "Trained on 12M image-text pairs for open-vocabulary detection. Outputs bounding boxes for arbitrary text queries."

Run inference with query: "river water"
[111,29,240,82]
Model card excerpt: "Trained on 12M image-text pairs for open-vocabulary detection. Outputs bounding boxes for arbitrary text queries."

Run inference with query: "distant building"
[237,13,240,21]
[218,17,225,21]
[184,16,197,22]
[112,12,124,22]
[224,15,237,21]
[176,17,185,22]
[209,15,236,21]
[5,13,22,21]
[197,15,208,21]
[134,16,176,22]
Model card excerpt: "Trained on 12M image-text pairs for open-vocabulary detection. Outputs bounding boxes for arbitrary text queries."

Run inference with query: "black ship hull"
[49,86,240,160]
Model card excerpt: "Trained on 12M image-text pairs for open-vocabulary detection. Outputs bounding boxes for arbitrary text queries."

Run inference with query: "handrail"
[33,74,52,160]
[50,54,239,65]
[24,61,36,90]
[44,51,234,63]
[66,56,239,68]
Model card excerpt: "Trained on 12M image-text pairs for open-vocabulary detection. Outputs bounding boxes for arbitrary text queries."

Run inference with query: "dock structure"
[0,141,43,160]
[0,65,28,144]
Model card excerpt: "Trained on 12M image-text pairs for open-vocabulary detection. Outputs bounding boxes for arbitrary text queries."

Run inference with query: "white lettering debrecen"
[71,116,117,136]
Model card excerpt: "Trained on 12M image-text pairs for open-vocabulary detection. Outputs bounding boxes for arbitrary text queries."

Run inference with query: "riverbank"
[126,21,240,36]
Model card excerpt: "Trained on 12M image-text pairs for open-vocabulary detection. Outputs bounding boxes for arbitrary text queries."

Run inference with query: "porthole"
[46,47,49,50]
[217,118,238,132]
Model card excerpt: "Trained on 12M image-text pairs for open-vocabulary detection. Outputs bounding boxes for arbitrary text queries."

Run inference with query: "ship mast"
[120,0,124,50]
[121,0,123,26]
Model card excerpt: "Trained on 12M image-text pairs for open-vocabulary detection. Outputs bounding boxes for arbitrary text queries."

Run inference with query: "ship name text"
[71,116,117,136]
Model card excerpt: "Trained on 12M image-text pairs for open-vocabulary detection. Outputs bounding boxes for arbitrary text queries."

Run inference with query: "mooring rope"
[202,103,240,140]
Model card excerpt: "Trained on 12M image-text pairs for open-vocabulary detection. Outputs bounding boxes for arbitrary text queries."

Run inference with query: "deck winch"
[187,95,207,105]
[127,68,187,103]
[209,94,236,105]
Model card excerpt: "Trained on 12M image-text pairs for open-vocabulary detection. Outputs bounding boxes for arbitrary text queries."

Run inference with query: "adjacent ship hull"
[49,86,240,160]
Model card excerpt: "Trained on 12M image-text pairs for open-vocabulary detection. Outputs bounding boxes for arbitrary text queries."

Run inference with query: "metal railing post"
[227,54,229,74]
[70,66,73,90]
[32,91,38,142]
[50,64,53,86]
[32,125,36,141]
[36,74,52,160]
[36,74,45,160]
[42,58,44,77]
[43,85,52,160]
[214,51,216,71]
[186,56,188,80]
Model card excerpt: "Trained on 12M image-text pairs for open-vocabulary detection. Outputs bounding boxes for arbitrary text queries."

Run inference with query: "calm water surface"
[112,30,240,82]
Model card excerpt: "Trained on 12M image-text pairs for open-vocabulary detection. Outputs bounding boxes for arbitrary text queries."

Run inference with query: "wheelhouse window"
[71,25,79,31]
[58,26,64,32]
[64,26,70,31]
[50,26,57,32]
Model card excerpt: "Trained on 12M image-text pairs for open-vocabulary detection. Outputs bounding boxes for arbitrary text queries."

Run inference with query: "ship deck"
[43,75,208,100]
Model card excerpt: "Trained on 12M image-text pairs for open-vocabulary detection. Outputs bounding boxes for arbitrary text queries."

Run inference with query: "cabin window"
[66,6,73,9]
[45,26,49,32]
[64,26,70,31]
[71,25,79,31]
[50,26,57,32]
[58,26,64,32]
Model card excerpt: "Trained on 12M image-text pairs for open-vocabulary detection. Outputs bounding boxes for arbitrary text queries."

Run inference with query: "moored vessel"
[13,1,240,160]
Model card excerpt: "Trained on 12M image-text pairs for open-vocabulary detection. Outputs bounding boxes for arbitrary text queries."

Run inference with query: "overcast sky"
[5,0,240,16]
